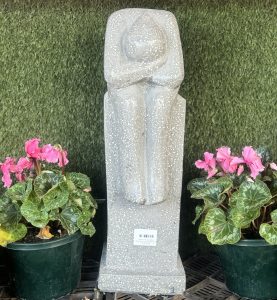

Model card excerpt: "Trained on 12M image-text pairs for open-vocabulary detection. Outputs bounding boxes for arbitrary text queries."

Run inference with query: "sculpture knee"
[110,85,143,114]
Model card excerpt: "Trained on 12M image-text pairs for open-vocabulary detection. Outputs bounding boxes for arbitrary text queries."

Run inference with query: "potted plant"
[0,138,97,300]
[187,146,277,300]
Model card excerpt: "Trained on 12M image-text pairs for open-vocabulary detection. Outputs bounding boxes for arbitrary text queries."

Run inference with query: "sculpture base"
[98,245,186,295]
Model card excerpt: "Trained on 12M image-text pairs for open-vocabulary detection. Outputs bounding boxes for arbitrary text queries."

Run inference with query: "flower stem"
[220,203,228,210]
[251,220,257,230]
[33,158,41,176]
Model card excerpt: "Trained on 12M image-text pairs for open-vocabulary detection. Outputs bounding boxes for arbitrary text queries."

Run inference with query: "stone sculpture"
[104,10,184,205]
[98,8,186,295]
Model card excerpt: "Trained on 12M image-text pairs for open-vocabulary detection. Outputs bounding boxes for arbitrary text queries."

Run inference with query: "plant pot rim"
[6,230,83,251]
[232,239,275,247]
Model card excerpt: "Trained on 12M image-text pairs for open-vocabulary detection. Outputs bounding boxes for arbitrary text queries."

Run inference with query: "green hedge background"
[0,0,276,258]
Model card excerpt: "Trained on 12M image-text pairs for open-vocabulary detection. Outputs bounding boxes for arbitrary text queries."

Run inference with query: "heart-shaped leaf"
[59,206,81,234]
[214,177,233,193]
[191,184,225,208]
[203,208,241,245]
[42,182,69,211]
[259,209,277,245]
[69,189,97,210]
[5,179,33,204]
[235,180,272,212]
[229,207,261,229]
[66,172,90,190]
[0,224,27,246]
[34,171,63,198]
[259,223,277,245]
[187,178,209,194]
[77,210,96,236]
[0,196,21,227]
[21,192,48,228]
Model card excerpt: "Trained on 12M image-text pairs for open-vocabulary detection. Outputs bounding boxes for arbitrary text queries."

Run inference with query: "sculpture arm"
[105,54,167,88]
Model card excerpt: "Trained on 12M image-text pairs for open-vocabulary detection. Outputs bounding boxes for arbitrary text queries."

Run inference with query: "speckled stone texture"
[98,8,186,294]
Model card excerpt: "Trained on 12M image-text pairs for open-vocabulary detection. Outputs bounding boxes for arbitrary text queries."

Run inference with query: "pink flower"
[230,156,245,172]
[195,152,217,179]
[15,173,24,182]
[16,157,33,172]
[0,157,16,188]
[237,165,244,176]
[57,149,69,167]
[14,157,33,182]
[242,146,264,179]
[216,147,244,174]
[270,162,277,171]
[25,138,41,159]
[40,144,59,163]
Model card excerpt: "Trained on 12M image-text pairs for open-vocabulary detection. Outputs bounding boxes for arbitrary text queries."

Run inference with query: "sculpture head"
[122,13,167,63]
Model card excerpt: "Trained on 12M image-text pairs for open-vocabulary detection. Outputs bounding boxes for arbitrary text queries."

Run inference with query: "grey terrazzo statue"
[98,8,186,295]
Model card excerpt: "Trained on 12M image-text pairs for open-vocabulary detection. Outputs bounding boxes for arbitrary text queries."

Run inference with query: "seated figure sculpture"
[99,9,186,295]
[104,10,184,205]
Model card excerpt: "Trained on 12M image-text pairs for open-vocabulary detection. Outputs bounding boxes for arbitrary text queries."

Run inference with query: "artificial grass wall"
[0,0,276,257]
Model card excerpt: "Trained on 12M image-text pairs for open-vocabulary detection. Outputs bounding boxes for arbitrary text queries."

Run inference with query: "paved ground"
[0,254,250,300]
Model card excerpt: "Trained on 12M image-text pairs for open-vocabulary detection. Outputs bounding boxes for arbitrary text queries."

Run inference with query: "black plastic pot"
[6,231,84,300]
[216,240,277,300]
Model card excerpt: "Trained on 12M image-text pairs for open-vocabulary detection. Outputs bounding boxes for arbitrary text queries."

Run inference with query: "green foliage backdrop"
[0,0,276,257]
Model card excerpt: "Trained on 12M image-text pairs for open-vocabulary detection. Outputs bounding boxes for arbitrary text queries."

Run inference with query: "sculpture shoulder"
[107,9,177,27]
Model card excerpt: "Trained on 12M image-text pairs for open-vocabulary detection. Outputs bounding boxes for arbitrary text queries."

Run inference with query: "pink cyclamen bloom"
[270,162,277,171]
[237,165,244,176]
[216,147,244,174]
[216,147,233,173]
[0,157,16,188]
[16,157,33,172]
[57,149,69,167]
[195,152,217,179]
[40,144,59,163]
[242,146,265,179]
[25,138,41,159]
[14,157,33,182]
[230,156,245,172]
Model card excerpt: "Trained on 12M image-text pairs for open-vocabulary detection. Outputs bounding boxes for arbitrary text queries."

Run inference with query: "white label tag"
[133,229,157,246]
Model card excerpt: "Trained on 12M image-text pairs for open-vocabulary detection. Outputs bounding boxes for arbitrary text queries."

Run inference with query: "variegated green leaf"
[5,179,33,204]
[235,180,272,212]
[34,171,63,198]
[0,224,27,246]
[229,207,260,229]
[0,196,21,227]
[192,205,204,225]
[69,189,97,210]
[198,218,206,235]
[215,177,233,193]
[229,191,240,208]
[259,209,277,245]
[66,172,90,190]
[259,223,277,245]
[49,209,60,221]
[191,184,222,202]
[59,206,81,234]
[187,178,209,194]
[192,184,225,208]
[77,210,96,236]
[203,208,241,245]
[79,222,95,236]
[271,209,277,223]
[20,192,48,228]
[42,182,69,211]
